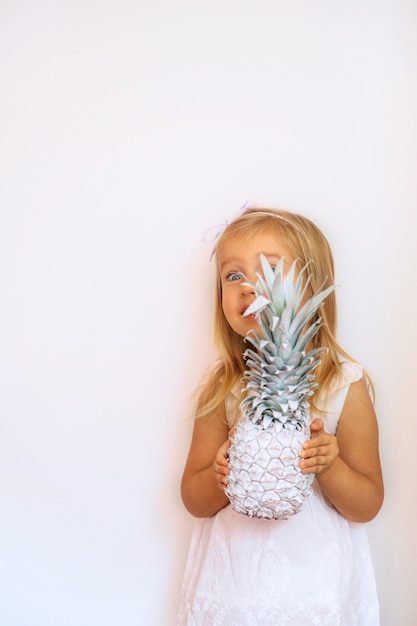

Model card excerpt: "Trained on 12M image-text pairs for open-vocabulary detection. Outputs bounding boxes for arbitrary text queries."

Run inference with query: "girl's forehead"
[217,231,294,265]
[219,229,290,253]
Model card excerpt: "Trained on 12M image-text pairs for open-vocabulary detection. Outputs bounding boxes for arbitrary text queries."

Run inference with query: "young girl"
[178,207,383,626]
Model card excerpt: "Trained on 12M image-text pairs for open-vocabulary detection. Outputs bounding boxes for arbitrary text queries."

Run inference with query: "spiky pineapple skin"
[226,412,314,520]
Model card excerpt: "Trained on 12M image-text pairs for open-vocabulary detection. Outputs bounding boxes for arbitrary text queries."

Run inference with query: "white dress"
[177,362,380,626]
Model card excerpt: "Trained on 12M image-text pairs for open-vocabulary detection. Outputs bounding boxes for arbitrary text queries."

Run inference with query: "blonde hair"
[197,207,362,418]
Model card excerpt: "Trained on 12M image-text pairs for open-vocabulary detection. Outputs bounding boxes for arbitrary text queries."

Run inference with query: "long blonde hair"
[197,207,359,418]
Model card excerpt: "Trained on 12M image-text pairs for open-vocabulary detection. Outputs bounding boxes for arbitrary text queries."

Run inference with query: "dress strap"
[316,362,365,435]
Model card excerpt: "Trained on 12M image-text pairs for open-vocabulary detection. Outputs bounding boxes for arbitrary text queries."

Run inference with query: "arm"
[181,401,231,518]
[300,378,384,522]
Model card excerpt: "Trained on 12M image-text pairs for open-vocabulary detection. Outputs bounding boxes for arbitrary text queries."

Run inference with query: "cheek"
[221,290,234,319]
[221,292,230,315]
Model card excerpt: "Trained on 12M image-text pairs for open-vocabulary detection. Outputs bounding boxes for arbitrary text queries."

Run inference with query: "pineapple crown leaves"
[243,256,334,348]
[240,255,335,427]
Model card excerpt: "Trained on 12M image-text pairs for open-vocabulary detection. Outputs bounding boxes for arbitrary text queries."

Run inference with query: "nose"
[241,282,255,296]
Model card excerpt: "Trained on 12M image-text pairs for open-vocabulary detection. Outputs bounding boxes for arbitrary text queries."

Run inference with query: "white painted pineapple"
[225,255,335,520]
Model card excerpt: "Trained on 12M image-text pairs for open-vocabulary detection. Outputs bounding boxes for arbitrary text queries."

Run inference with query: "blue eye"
[227,272,243,281]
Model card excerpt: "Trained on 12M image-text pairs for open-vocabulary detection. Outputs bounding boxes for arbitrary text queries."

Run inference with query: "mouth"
[241,306,256,320]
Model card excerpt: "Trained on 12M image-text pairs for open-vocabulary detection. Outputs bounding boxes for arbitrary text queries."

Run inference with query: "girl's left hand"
[299,418,339,475]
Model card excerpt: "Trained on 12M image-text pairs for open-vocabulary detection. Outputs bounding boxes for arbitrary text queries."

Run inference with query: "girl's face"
[217,231,294,338]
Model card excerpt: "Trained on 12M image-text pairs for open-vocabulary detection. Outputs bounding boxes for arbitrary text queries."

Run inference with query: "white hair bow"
[202,201,259,259]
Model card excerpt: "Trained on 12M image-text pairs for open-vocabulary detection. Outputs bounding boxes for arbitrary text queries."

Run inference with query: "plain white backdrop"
[0,1,416,624]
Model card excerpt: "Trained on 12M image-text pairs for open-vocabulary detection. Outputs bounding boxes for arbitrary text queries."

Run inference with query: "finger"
[299,455,323,474]
[310,418,324,436]
[214,462,229,476]
[214,466,229,488]
[300,442,338,473]
[300,443,326,459]
[303,430,334,450]
[216,455,229,467]
[216,446,231,465]
[221,438,232,454]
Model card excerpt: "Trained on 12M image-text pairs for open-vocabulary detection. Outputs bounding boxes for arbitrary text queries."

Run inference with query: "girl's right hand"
[213,433,233,490]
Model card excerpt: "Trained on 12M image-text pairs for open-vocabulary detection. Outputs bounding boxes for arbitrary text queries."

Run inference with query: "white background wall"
[0,1,416,624]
